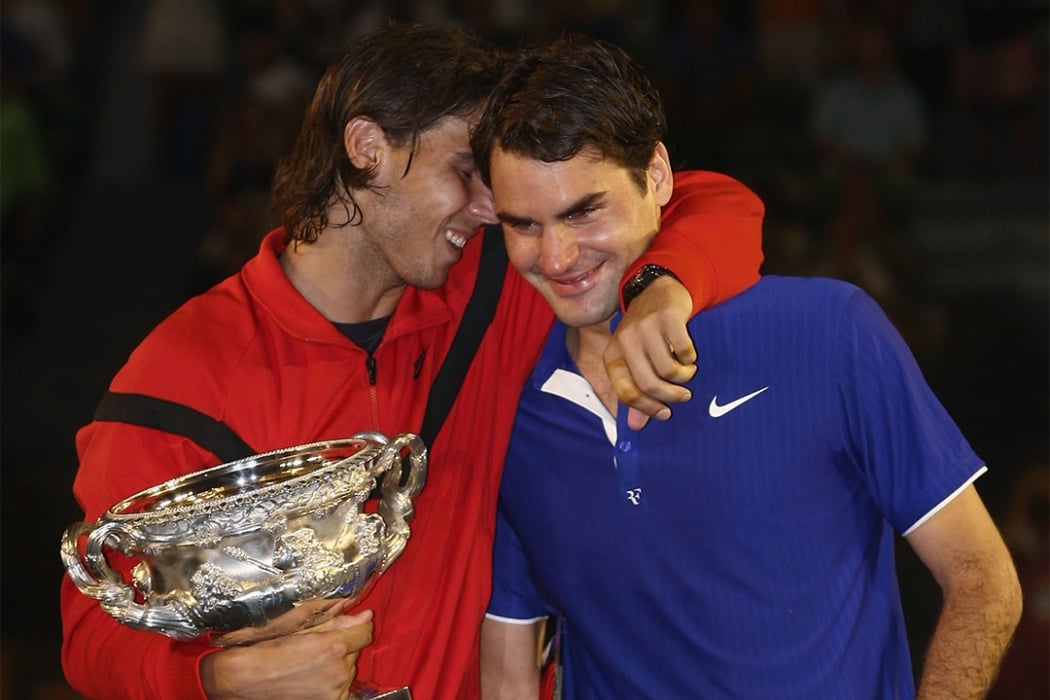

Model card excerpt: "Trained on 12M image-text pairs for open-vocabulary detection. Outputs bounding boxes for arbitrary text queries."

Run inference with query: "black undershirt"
[333,316,392,354]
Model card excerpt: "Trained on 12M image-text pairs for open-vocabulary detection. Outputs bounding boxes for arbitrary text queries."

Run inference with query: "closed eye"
[499,216,539,234]
[559,192,605,225]
[565,207,598,225]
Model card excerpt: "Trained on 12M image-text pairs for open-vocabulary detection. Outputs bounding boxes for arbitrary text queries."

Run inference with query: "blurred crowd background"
[1,0,1046,698]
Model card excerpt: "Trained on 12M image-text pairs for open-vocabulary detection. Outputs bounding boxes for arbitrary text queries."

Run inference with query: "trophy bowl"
[60,431,426,645]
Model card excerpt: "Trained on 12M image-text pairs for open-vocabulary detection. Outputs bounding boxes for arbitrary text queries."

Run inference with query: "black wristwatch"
[622,264,680,308]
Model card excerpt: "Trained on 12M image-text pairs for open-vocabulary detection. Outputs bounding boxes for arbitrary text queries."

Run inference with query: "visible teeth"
[445,230,467,249]
[553,271,588,285]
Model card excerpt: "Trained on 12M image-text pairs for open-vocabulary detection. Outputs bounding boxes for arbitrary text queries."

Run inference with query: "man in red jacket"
[60,23,764,700]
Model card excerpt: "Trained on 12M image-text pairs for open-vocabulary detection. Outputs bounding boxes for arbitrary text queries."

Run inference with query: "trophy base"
[351,686,412,699]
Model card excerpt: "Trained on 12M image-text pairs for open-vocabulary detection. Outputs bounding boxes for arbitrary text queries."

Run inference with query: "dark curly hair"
[471,33,667,195]
[272,23,503,244]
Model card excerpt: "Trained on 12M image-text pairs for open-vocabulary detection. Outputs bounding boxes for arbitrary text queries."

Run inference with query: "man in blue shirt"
[470,34,1022,699]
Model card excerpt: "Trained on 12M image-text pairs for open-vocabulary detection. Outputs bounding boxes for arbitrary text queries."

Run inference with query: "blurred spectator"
[0,18,55,337]
[139,0,230,182]
[721,2,832,254]
[2,0,71,82]
[456,0,540,46]
[0,0,74,177]
[898,0,966,122]
[651,0,756,169]
[193,58,313,291]
[224,0,340,81]
[537,0,655,47]
[813,15,926,181]
[953,5,1045,114]
[753,0,832,89]
[949,3,1048,177]
[810,14,927,308]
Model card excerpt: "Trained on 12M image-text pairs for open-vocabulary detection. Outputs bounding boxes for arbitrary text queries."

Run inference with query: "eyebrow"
[497,191,606,227]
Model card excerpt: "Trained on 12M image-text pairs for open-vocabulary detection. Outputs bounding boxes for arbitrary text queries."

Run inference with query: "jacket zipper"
[366,354,380,428]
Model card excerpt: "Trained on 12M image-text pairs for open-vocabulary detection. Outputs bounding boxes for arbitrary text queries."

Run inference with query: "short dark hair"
[471,34,666,193]
[272,23,502,244]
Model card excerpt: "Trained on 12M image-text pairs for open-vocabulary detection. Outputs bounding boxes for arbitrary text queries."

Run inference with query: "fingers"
[626,406,651,431]
[214,597,356,646]
[629,312,698,383]
[201,610,374,700]
[333,609,375,652]
[295,596,356,630]
[609,274,699,425]
[302,607,374,667]
[606,352,673,420]
[286,609,373,697]
[604,335,696,420]
[335,611,373,693]
[660,319,698,368]
[309,609,373,679]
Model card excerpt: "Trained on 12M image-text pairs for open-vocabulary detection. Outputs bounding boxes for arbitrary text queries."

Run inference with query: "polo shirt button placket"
[615,438,647,513]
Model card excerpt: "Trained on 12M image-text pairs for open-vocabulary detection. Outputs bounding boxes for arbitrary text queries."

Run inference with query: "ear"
[648,142,674,207]
[343,117,386,170]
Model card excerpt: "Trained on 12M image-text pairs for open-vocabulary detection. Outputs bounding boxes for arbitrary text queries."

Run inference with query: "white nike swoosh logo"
[708,386,769,418]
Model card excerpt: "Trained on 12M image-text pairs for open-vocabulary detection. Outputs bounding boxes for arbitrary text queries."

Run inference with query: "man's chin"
[415,270,451,291]
[549,301,616,330]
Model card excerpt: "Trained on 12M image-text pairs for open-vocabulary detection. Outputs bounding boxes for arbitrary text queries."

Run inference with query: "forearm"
[480,617,542,700]
[624,170,764,313]
[909,486,1023,699]
[916,573,1022,699]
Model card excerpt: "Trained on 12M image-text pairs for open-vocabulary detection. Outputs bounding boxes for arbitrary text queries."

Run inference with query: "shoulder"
[110,274,259,401]
[714,275,868,314]
[691,276,889,356]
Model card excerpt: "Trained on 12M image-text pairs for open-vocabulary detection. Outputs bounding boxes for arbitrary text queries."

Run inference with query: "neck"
[567,321,618,415]
[280,227,406,323]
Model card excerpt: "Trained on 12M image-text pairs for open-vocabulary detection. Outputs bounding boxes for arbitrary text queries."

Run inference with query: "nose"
[539,225,578,277]
[467,179,498,225]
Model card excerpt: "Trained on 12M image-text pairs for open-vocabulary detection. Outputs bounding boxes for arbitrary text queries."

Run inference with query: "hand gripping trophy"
[61,431,427,699]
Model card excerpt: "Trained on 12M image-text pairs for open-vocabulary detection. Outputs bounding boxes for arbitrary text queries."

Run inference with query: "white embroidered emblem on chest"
[708,386,769,418]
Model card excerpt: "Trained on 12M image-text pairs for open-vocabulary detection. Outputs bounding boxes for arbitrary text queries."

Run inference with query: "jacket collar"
[241,228,457,346]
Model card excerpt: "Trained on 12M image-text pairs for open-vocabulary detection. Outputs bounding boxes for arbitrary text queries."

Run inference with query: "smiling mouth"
[547,263,601,292]
[551,271,589,285]
[445,230,468,249]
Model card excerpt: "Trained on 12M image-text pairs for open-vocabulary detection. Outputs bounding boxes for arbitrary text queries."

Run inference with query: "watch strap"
[622,264,679,308]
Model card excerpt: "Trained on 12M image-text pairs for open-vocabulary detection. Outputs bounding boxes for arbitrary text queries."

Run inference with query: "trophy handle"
[375,433,427,572]
[62,520,204,639]
[61,521,131,599]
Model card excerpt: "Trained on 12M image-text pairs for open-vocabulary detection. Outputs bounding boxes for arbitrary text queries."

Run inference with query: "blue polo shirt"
[488,276,986,699]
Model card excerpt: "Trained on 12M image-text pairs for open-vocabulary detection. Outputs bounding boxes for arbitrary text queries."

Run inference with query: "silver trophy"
[61,431,425,699]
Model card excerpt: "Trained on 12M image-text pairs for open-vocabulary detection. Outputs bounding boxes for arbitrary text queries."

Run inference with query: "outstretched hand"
[604,275,697,430]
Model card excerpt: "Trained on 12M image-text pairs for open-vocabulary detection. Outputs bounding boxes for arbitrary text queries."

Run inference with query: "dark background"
[2,1,1046,698]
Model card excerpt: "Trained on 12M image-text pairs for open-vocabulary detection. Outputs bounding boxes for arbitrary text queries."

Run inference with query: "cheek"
[425,180,460,212]
[504,233,538,273]
[406,172,463,213]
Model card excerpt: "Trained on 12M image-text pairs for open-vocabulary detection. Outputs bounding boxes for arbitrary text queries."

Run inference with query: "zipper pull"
[413,349,426,379]
[366,355,377,385]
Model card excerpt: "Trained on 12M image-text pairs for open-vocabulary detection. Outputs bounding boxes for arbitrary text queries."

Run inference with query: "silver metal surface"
[61,432,426,644]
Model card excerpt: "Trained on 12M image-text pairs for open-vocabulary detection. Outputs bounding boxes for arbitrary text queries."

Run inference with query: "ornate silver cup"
[60,431,426,648]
